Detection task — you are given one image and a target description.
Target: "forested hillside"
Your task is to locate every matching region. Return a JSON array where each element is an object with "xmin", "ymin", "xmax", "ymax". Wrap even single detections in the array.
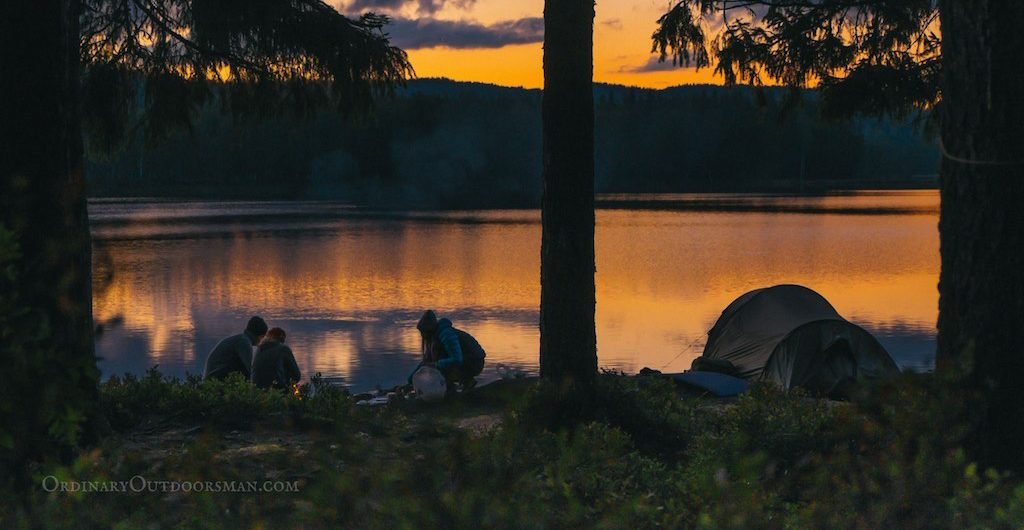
[{"xmin": 86, "ymin": 78, "xmax": 938, "ymax": 207}]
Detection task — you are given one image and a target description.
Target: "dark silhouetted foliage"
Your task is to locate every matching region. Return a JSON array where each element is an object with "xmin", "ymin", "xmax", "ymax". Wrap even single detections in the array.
[
  {"xmin": 8, "ymin": 370, "xmax": 1024, "ymax": 528},
  {"xmin": 653, "ymin": 0, "xmax": 940, "ymax": 120},
  {"xmin": 85, "ymin": 80, "xmax": 937, "ymax": 206},
  {"xmin": 79, "ymin": 0, "xmax": 414, "ymax": 150}
]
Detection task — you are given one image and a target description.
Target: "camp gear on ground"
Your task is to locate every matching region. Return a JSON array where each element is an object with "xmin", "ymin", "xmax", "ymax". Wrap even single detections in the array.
[
  {"xmin": 496, "ymin": 363, "xmax": 528, "ymax": 380},
  {"xmin": 356, "ymin": 395, "xmax": 394, "ymax": 406},
  {"xmin": 639, "ymin": 367, "xmax": 749, "ymax": 397},
  {"xmin": 412, "ymin": 365, "xmax": 448, "ymax": 402},
  {"xmin": 669, "ymin": 371, "xmax": 750, "ymax": 397},
  {"xmin": 695, "ymin": 284, "xmax": 900, "ymax": 394},
  {"xmin": 689, "ymin": 357, "xmax": 740, "ymax": 376}
]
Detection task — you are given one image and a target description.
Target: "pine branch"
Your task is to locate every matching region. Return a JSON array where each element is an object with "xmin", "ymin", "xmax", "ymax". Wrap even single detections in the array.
[{"xmin": 129, "ymin": 0, "xmax": 271, "ymax": 77}]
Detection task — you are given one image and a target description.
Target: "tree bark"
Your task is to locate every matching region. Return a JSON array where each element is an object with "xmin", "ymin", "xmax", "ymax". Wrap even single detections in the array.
[
  {"xmin": 540, "ymin": 0, "xmax": 598, "ymax": 386},
  {"xmin": 0, "ymin": 0, "xmax": 98, "ymax": 473},
  {"xmin": 938, "ymin": 0, "xmax": 1024, "ymax": 472}
]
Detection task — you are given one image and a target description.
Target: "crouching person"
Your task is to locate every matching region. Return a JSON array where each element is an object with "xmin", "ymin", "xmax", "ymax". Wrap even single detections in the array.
[
  {"xmin": 410, "ymin": 310, "xmax": 486, "ymax": 392},
  {"xmin": 251, "ymin": 327, "xmax": 301, "ymax": 391},
  {"xmin": 204, "ymin": 316, "xmax": 268, "ymax": 381}
]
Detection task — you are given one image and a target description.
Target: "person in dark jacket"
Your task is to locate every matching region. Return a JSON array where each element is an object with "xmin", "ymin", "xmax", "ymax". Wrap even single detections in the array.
[
  {"xmin": 251, "ymin": 327, "xmax": 302, "ymax": 390},
  {"xmin": 408, "ymin": 310, "xmax": 486, "ymax": 391},
  {"xmin": 203, "ymin": 316, "xmax": 268, "ymax": 380}
]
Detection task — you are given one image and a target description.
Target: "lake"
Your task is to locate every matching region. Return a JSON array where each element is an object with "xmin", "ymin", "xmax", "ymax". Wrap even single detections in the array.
[{"xmin": 91, "ymin": 191, "xmax": 938, "ymax": 391}]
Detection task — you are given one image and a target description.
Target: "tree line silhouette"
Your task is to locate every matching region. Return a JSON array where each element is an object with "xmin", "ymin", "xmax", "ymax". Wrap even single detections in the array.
[{"xmin": 87, "ymin": 79, "xmax": 938, "ymax": 207}]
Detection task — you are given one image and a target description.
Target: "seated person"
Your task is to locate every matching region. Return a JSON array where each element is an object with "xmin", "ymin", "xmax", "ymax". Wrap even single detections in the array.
[
  {"xmin": 408, "ymin": 310, "xmax": 486, "ymax": 391},
  {"xmin": 251, "ymin": 327, "xmax": 301, "ymax": 390},
  {"xmin": 203, "ymin": 316, "xmax": 267, "ymax": 381}
]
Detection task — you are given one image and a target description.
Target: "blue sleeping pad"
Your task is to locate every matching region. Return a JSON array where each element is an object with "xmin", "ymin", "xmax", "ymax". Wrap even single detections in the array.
[{"xmin": 667, "ymin": 371, "xmax": 750, "ymax": 397}]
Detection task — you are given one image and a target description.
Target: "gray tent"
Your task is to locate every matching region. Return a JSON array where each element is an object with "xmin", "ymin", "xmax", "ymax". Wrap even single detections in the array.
[{"xmin": 697, "ymin": 284, "xmax": 900, "ymax": 394}]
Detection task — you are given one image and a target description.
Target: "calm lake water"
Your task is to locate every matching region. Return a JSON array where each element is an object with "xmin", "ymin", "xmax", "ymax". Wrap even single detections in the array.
[{"xmin": 91, "ymin": 191, "xmax": 938, "ymax": 391}]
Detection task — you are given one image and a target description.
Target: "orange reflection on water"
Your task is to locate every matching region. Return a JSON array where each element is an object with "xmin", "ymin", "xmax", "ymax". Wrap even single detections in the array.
[{"xmin": 92, "ymin": 192, "xmax": 939, "ymax": 389}]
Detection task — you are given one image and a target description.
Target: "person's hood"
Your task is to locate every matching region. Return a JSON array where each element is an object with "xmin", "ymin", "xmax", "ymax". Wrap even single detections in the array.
[{"xmin": 436, "ymin": 318, "xmax": 454, "ymax": 332}]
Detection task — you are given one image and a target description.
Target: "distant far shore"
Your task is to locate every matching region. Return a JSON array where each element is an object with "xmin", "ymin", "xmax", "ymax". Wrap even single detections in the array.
[
  {"xmin": 85, "ymin": 78, "xmax": 939, "ymax": 210},
  {"xmin": 86, "ymin": 180, "xmax": 938, "ymax": 210}
]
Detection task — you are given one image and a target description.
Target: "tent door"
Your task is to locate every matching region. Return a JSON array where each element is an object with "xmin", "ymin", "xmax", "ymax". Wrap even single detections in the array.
[{"xmin": 803, "ymin": 338, "xmax": 858, "ymax": 397}]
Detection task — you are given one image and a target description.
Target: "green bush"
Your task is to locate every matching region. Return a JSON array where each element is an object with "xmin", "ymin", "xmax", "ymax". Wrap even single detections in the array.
[
  {"xmin": 100, "ymin": 368, "xmax": 354, "ymax": 431},
  {"xmin": 507, "ymin": 372, "xmax": 1024, "ymax": 529},
  {"xmin": 8, "ymin": 368, "xmax": 1024, "ymax": 529},
  {"xmin": 100, "ymin": 368, "xmax": 294, "ymax": 429}
]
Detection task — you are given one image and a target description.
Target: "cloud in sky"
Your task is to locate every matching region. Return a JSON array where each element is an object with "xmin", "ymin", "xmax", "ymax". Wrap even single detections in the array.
[
  {"xmin": 347, "ymin": 0, "xmax": 476, "ymax": 15},
  {"xmin": 386, "ymin": 17, "xmax": 544, "ymax": 50},
  {"xmin": 618, "ymin": 56, "xmax": 695, "ymax": 74},
  {"xmin": 602, "ymin": 18, "xmax": 623, "ymax": 31}
]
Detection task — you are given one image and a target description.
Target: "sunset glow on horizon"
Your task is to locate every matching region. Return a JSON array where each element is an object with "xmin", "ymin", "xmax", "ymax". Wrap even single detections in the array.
[{"xmin": 338, "ymin": 0, "xmax": 723, "ymax": 89}]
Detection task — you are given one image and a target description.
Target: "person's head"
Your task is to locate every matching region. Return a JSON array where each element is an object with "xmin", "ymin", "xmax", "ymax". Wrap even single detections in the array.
[
  {"xmin": 245, "ymin": 316, "xmax": 269, "ymax": 344},
  {"xmin": 417, "ymin": 310, "xmax": 438, "ymax": 337},
  {"xmin": 416, "ymin": 310, "xmax": 438, "ymax": 359},
  {"xmin": 417, "ymin": 308, "xmax": 438, "ymax": 335},
  {"xmin": 265, "ymin": 327, "xmax": 286, "ymax": 343}
]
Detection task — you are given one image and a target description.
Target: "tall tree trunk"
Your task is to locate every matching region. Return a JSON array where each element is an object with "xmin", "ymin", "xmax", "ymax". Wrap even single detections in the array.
[
  {"xmin": 938, "ymin": 0, "xmax": 1024, "ymax": 472},
  {"xmin": 540, "ymin": 0, "xmax": 597, "ymax": 386},
  {"xmin": 0, "ymin": 0, "xmax": 98, "ymax": 475}
]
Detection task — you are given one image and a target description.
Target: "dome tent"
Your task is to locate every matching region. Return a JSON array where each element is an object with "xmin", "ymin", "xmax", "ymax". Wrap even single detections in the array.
[{"xmin": 696, "ymin": 285, "xmax": 900, "ymax": 394}]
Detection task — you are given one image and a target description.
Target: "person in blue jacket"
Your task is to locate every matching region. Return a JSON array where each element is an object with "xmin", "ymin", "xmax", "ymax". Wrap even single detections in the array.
[{"xmin": 408, "ymin": 310, "xmax": 486, "ymax": 391}]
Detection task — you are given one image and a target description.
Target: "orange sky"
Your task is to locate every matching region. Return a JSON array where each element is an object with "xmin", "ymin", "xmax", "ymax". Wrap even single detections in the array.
[{"xmin": 338, "ymin": 0, "xmax": 722, "ymax": 89}]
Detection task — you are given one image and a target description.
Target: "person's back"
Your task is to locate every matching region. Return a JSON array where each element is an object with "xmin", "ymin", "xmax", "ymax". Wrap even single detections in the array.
[
  {"xmin": 432, "ymin": 319, "xmax": 485, "ymax": 361},
  {"xmin": 251, "ymin": 328, "xmax": 301, "ymax": 390},
  {"xmin": 203, "ymin": 316, "xmax": 268, "ymax": 381}
]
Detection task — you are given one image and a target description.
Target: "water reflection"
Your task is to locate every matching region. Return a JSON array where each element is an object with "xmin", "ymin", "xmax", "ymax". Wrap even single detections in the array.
[{"xmin": 92, "ymin": 191, "xmax": 938, "ymax": 390}]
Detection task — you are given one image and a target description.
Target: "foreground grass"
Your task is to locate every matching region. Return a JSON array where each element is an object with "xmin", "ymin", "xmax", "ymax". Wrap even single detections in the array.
[{"xmin": 5, "ymin": 369, "xmax": 1024, "ymax": 529}]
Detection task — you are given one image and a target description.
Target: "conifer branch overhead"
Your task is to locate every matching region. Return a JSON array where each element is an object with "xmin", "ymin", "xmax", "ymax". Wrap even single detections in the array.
[
  {"xmin": 653, "ymin": 0, "xmax": 940, "ymax": 118},
  {"xmin": 79, "ymin": 0, "xmax": 414, "ymax": 150}
]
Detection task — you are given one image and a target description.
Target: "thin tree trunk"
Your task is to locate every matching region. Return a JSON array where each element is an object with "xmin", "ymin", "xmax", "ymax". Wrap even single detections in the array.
[
  {"xmin": 938, "ymin": 0, "xmax": 1024, "ymax": 472},
  {"xmin": 0, "ymin": 0, "xmax": 98, "ymax": 474},
  {"xmin": 540, "ymin": 0, "xmax": 597, "ymax": 386}
]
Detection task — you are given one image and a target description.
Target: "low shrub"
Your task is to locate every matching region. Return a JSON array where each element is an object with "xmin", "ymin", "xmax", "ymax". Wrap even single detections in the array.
[
  {"xmin": 100, "ymin": 368, "xmax": 295, "ymax": 429},
  {"xmin": 7, "ymin": 368, "xmax": 1024, "ymax": 529},
  {"xmin": 100, "ymin": 368, "xmax": 353, "ymax": 431}
]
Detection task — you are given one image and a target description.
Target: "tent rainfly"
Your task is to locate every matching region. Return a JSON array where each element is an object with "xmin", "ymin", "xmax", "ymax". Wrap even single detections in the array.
[{"xmin": 694, "ymin": 284, "xmax": 900, "ymax": 395}]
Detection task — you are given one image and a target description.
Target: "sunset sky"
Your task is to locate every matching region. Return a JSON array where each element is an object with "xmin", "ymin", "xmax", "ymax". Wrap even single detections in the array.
[{"xmin": 337, "ymin": 0, "xmax": 721, "ymax": 89}]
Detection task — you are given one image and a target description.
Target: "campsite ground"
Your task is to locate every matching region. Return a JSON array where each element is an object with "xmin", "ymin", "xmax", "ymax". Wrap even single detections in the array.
[{"xmin": 7, "ymin": 371, "xmax": 1024, "ymax": 528}]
